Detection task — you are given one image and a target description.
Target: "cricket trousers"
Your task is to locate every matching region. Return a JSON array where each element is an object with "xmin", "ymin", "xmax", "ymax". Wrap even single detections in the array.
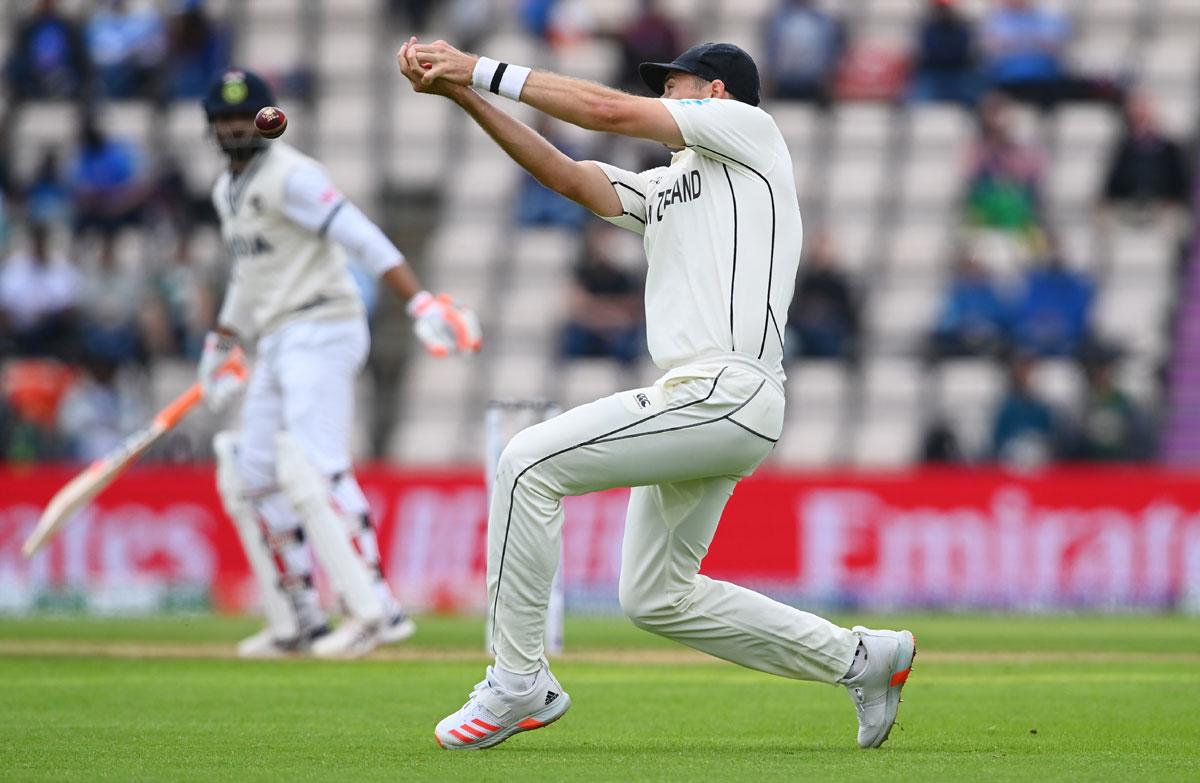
[
  {"xmin": 237, "ymin": 317, "xmax": 367, "ymax": 486},
  {"xmin": 488, "ymin": 356, "xmax": 858, "ymax": 684}
]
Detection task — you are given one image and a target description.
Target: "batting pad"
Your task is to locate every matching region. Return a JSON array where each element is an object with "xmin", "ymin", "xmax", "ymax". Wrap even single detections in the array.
[
  {"xmin": 275, "ymin": 432, "xmax": 385, "ymax": 624},
  {"xmin": 215, "ymin": 431, "xmax": 300, "ymax": 640}
]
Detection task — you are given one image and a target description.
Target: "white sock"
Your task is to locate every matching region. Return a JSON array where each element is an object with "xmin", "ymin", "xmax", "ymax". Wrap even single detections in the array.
[{"xmin": 493, "ymin": 666, "xmax": 538, "ymax": 693}]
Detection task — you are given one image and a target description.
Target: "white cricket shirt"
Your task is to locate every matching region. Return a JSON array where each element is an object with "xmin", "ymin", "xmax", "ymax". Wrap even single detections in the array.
[
  {"xmin": 592, "ymin": 98, "xmax": 803, "ymax": 385},
  {"xmin": 213, "ymin": 142, "xmax": 396, "ymax": 339}
]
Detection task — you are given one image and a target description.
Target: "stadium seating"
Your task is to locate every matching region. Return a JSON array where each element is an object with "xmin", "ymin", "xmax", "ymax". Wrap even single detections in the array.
[{"xmin": 6, "ymin": 0, "xmax": 1194, "ymax": 470}]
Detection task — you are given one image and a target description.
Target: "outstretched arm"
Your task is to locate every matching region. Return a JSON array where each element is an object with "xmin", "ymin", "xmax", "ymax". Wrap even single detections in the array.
[
  {"xmin": 406, "ymin": 39, "xmax": 684, "ymax": 148},
  {"xmin": 398, "ymin": 40, "xmax": 622, "ymax": 217}
]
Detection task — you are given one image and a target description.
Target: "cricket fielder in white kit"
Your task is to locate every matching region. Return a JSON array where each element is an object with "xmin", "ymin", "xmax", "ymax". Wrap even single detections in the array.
[
  {"xmin": 199, "ymin": 69, "xmax": 482, "ymax": 658},
  {"xmin": 399, "ymin": 40, "xmax": 915, "ymax": 748}
]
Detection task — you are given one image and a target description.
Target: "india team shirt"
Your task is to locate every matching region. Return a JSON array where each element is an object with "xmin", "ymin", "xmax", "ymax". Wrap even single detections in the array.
[
  {"xmin": 591, "ymin": 97, "xmax": 803, "ymax": 384},
  {"xmin": 213, "ymin": 142, "xmax": 364, "ymax": 339}
]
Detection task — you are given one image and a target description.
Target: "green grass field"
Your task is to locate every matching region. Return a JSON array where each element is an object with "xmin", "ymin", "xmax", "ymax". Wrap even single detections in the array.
[{"xmin": 1, "ymin": 613, "xmax": 1198, "ymax": 782}]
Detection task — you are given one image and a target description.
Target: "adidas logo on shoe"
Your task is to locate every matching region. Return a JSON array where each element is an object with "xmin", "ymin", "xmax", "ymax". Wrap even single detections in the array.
[{"xmin": 545, "ymin": 690, "xmax": 559, "ymax": 705}]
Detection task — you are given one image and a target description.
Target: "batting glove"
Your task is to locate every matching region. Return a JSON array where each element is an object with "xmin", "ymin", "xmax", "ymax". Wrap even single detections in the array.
[
  {"xmin": 199, "ymin": 332, "xmax": 248, "ymax": 412},
  {"xmin": 407, "ymin": 291, "xmax": 482, "ymax": 357}
]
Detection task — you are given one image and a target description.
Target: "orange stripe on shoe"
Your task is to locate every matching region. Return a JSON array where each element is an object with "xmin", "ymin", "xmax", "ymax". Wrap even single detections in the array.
[
  {"xmin": 472, "ymin": 718, "xmax": 501, "ymax": 731},
  {"xmin": 460, "ymin": 723, "xmax": 486, "ymax": 738},
  {"xmin": 448, "ymin": 729, "xmax": 474, "ymax": 743},
  {"xmin": 516, "ymin": 718, "xmax": 544, "ymax": 730},
  {"xmin": 890, "ymin": 668, "xmax": 911, "ymax": 687}
]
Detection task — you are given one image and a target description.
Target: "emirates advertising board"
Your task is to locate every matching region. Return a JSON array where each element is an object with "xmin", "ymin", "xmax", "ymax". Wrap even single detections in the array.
[{"xmin": 2, "ymin": 466, "xmax": 1199, "ymax": 614}]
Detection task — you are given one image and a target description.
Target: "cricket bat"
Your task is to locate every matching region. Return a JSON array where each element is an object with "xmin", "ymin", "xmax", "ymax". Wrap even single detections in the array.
[{"xmin": 21, "ymin": 350, "xmax": 247, "ymax": 558}]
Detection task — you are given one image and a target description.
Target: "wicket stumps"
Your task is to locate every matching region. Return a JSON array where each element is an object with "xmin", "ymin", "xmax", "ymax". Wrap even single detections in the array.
[{"xmin": 484, "ymin": 399, "xmax": 565, "ymax": 654}]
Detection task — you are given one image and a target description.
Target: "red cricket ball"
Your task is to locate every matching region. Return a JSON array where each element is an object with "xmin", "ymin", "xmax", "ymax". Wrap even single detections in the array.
[{"xmin": 255, "ymin": 106, "xmax": 287, "ymax": 139}]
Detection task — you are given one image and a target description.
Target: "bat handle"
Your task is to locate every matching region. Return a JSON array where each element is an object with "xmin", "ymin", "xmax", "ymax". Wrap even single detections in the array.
[{"xmin": 152, "ymin": 348, "xmax": 248, "ymax": 429}]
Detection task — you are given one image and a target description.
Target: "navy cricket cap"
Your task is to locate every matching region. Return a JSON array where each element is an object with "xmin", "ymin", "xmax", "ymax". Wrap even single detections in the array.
[
  {"xmin": 203, "ymin": 68, "xmax": 276, "ymax": 119},
  {"xmin": 639, "ymin": 42, "xmax": 761, "ymax": 106}
]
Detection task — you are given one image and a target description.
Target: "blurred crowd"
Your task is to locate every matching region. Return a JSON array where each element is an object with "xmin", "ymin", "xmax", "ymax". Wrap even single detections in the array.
[
  {"xmin": 0, "ymin": 0, "xmax": 1196, "ymax": 469},
  {"xmin": 517, "ymin": 0, "xmax": 1194, "ymax": 468},
  {"xmin": 0, "ymin": 0, "xmax": 233, "ymax": 462}
]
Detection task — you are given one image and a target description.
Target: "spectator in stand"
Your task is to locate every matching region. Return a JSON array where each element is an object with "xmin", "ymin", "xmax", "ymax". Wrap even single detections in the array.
[
  {"xmin": 560, "ymin": 224, "xmax": 644, "ymax": 367},
  {"xmin": 1065, "ymin": 350, "xmax": 1153, "ymax": 462},
  {"xmin": 921, "ymin": 419, "xmax": 965, "ymax": 463},
  {"xmin": 516, "ymin": 117, "xmax": 587, "ymax": 230},
  {"xmin": 980, "ymin": 0, "xmax": 1122, "ymax": 109},
  {"xmin": 0, "ymin": 141, "xmax": 10, "ymax": 248},
  {"xmin": 931, "ymin": 251, "xmax": 1010, "ymax": 358},
  {"xmin": 145, "ymin": 236, "xmax": 218, "ymax": 359},
  {"xmin": 85, "ymin": 0, "xmax": 166, "ymax": 99},
  {"xmin": 0, "ymin": 223, "xmax": 81, "ymax": 358},
  {"xmin": 786, "ymin": 233, "xmax": 859, "ymax": 360},
  {"xmin": 909, "ymin": 0, "xmax": 978, "ymax": 107},
  {"xmin": 56, "ymin": 352, "xmax": 143, "ymax": 462},
  {"xmin": 0, "ymin": 191, "xmax": 8, "ymax": 251},
  {"xmin": 70, "ymin": 115, "xmax": 149, "ymax": 242},
  {"xmin": 613, "ymin": 0, "xmax": 684, "ymax": 95},
  {"xmin": 0, "ymin": 131, "xmax": 14, "ymax": 201},
  {"xmin": 762, "ymin": 0, "xmax": 845, "ymax": 105},
  {"xmin": 25, "ymin": 149, "xmax": 72, "ymax": 227},
  {"xmin": 990, "ymin": 352, "xmax": 1060, "ymax": 466},
  {"xmin": 388, "ymin": 0, "xmax": 436, "ymax": 31},
  {"xmin": 1010, "ymin": 249, "xmax": 1094, "ymax": 357},
  {"xmin": 0, "ymin": 359, "xmax": 74, "ymax": 462},
  {"xmin": 161, "ymin": 0, "xmax": 230, "ymax": 100},
  {"xmin": 145, "ymin": 155, "xmax": 213, "ymax": 243},
  {"xmin": 4, "ymin": 0, "xmax": 90, "ymax": 100},
  {"xmin": 1102, "ymin": 92, "xmax": 1191, "ymax": 215},
  {"xmin": 520, "ymin": 0, "xmax": 556, "ymax": 41},
  {"xmin": 965, "ymin": 92, "xmax": 1045, "ymax": 235},
  {"xmin": 78, "ymin": 237, "xmax": 147, "ymax": 366}
]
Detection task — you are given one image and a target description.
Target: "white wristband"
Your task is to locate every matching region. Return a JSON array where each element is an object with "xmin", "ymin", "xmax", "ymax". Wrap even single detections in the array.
[
  {"xmin": 471, "ymin": 56, "xmax": 500, "ymax": 91},
  {"xmin": 471, "ymin": 55, "xmax": 531, "ymax": 101}
]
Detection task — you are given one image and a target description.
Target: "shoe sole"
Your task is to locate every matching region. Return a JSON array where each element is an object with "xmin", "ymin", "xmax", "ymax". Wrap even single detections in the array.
[
  {"xmin": 868, "ymin": 629, "xmax": 916, "ymax": 749},
  {"xmin": 435, "ymin": 692, "xmax": 572, "ymax": 751}
]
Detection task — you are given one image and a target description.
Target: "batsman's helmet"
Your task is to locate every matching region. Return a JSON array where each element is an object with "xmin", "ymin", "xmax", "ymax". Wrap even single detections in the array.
[{"xmin": 203, "ymin": 69, "xmax": 275, "ymax": 120}]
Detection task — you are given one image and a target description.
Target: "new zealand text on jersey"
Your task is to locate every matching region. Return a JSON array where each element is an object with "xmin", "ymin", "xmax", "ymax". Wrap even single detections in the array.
[
  {"xmin": 228, "ymin": 233, "xmax": 275, "ymax": 258},
  {"xmin": 650, "ymin": 170, "xmax": 702, "ymax": 224}
]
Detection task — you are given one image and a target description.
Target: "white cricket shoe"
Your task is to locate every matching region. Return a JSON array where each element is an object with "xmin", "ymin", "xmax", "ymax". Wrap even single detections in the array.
[
  {"xmin": 237, "ymin": 624, "xmax": 330, "ymax": 659},
  {"xmin": 435, "ymin": 663, "xmax": 571, "ymax": 750},
  {"xmin": 311, "ymin": 618, "xmax": 380, "ymax": 659},
  {"xmin": 378, "ymin": 611, "xmax": 417, "ymax": 645},
  {"xmin": 842, "ymin": 626, "xmax": 917, "ymax": 749},
  {"xmin": 311, "ymin": 613, "xmax": 416, "ymax": 659}
]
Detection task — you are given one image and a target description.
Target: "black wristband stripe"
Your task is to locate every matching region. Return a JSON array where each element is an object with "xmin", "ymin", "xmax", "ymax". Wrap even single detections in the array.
[{"xmin": 490, "ymin": 62, "xmax": 508, "ymax": 94}]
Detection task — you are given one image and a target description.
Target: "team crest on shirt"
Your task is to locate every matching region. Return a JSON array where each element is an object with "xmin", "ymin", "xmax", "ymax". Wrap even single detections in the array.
[{"xmin": 228, "ymin": 233, "xmax": 274, "ymax": 258}]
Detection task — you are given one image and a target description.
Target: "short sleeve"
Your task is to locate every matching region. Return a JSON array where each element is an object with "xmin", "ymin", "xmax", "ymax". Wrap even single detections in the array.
[
  {"xmin": 659, "ymin": 98, "xmax": 778, "ymax": 173},
  {"xmin": 281, "ymin": 162, "xmax": 346, "ymax": 234},
  {"xmin": 587, "ymin": 161, "xmax": 654, "ymax": 236}
]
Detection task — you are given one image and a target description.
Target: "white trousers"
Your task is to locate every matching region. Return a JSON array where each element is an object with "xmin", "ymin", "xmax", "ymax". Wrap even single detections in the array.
[
  {"xmin": 236, "ymin": 317, "xmax": 368, "ymax": 490},
  {"xmin": 489, "ymin": 361, "xmax": 858, "ymax": 684}
]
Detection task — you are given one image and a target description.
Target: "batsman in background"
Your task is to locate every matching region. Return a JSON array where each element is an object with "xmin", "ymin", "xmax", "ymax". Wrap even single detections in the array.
[
  {"xmin": 398, "ymin": 40, "xmax": 914, "ymax": 749},
  {"xmin": 200, "ymin": 69, "xmax": 481, "ymax": 658}
]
